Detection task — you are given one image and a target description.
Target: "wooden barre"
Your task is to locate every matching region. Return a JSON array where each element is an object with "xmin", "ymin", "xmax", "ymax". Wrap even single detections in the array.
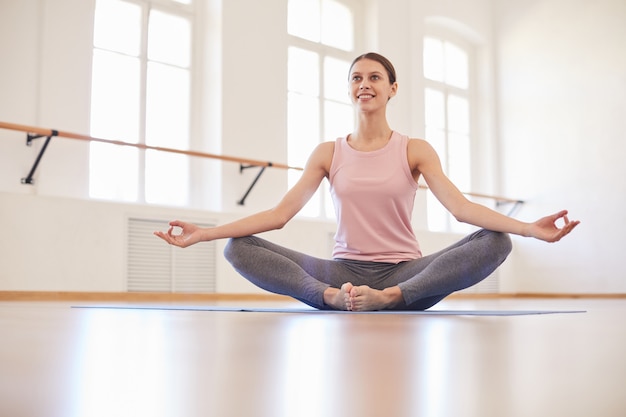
[
  {"xmin": 417, "ymin": 184, "xmax": 522, "ymax": 205},
  {"xmin": 0, "ymin": 120, "xmax": 523, "ymax": 206},
  {"xmin": 0, "ymin": 121, "xmax": 302, "ymax": 171}
]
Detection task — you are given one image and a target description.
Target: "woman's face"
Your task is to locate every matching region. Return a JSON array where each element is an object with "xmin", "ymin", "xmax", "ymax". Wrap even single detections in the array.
[{"xmin": 348, "ymin": 58, "xmax": 398, "ymax": 111}]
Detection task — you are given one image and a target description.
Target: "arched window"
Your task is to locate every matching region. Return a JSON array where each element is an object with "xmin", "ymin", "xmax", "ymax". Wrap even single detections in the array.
[
  {"xmin": 423, "ymin": 30, "xmax": 475, "ymax": 233},
  {"xmin": 287, "ymin": 0, "xmax": 362, "ymax": 218}
]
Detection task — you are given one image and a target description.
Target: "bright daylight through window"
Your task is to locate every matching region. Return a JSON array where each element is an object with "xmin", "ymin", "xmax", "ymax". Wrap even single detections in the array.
[
  {"xmin": 90, "ymin": 0, "xmax": 193, "ymax": 206},
  {"xmin": 287, "ymin": 0, "xmax": 358, "ymax": 218},
  {"xmin": 423, "ymin": 35, "xmax": 472, "ymax": 233}
]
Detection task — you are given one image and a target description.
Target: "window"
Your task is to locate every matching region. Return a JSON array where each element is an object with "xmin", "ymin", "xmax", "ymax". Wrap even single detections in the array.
[
  {"xmin": 423, "ymin": 35, "xmax": 473, "ymax": 233},
  {"xmin": 90, "ymin": 0, "xmax": 194, "ymax": 206},
  {"xmin": 287, "ymin": 0, "xmax": 360, "ymax": 218}
]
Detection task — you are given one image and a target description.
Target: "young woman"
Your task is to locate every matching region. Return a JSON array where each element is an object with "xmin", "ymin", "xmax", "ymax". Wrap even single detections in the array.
[{"xmin": 155, "ymin": 52, "xmax": 579, "ymax": 311}]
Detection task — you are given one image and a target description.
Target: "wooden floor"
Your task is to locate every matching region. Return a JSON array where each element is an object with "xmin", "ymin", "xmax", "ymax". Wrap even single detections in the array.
[{"xmin": 1, "ymin": 296, "xmax": 625, "ymax": 417}]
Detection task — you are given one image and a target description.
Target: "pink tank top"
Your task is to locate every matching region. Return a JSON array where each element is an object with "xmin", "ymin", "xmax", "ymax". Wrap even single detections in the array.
[{"xmin": 329, "ymin": 131, "xmax": 422, "ymax": 263}]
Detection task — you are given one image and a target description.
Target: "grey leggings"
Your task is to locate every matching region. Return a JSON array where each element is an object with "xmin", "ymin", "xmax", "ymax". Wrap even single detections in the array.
[{"xmin": 223, "ymin": 229, "xmax": 512, "ymax": 310}]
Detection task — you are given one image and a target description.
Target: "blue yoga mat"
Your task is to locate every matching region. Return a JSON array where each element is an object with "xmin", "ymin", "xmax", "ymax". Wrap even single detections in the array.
[{"xmin": 72, "ymin": 305, "xmax": 586, "ymax": 316}]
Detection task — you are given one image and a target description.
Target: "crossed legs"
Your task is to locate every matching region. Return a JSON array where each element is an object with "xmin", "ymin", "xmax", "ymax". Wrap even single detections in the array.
[{"xmin": 223, "ymin": 229, "xmax": 512, "ymax": 311}]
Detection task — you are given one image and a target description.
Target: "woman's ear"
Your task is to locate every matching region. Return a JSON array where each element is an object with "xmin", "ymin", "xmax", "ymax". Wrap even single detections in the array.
[{"xmin": 388, "ymin": 82, "xmax": 398, "ymax": 100}]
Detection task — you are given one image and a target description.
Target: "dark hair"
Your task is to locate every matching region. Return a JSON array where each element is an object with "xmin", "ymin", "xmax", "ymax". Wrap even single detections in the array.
[{"xmin": 349, "ymin": 52, "xmax": 397, "ymax": 84}]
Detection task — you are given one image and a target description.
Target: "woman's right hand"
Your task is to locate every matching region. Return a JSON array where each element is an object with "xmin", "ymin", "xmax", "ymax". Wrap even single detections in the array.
[{"xmin": 154, "ymin": 220, "xmax": 203, "ymax": 248}]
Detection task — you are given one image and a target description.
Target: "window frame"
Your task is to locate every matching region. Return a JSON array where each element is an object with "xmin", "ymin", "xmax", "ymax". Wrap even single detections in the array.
[
  {"xmin": 422, "ymin": 28, "xmax": 477, "ymax": 233},
  {"xmin": 286, "ymin": 0, "xmax": 363, "ymax": 219},
  {"xmin": 89, "ymin": 0, "xmax": 198, "ymax": 206}
]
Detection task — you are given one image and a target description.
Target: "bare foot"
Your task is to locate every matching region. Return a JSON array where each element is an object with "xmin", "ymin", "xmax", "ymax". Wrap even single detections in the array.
[
  {"xmin": 348, "ymin": 285, "xmax": 403, "ymax": 311},
  {"xmin": 323, "ymin": 283, "xmax": 354, "ymax": 310}
]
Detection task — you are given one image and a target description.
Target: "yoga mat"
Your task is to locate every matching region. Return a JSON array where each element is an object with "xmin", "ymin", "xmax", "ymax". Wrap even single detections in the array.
[{"xmin": 72, "ymin": 305, "xmax": 586, "ymax": 316}]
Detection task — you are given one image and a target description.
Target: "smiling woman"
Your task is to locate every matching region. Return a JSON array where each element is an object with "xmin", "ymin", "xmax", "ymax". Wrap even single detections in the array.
[
  {"xmin": 348, "ymin": 52, "xmax": 398, "ymax": 118},
  {"xmin": 155, "ymin": 52, "xmax": 579, "ymax": 312}
]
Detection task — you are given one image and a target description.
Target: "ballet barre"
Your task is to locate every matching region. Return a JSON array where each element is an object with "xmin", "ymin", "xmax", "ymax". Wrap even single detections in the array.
[
  {"xmin": 417, "ymin": 184, "xmax": 524, "ymax": 216},
  {"xmin": 0, "ymin": 121, "xmax": 301, "ymax": 205},
  {"xmin": 0, "ymin": 121, "xmax": 523, "ymax": 212}
]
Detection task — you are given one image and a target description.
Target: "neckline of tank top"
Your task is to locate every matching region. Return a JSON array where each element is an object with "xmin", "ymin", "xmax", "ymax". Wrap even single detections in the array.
[{"xmin": 343, "ymin": 131, "xmax": 399, "ymax": 155}]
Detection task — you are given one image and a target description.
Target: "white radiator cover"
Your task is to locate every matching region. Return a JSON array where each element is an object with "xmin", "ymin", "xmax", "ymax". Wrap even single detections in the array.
[{"xmin": 127, "ymin": 218, "xmax": 217, "ymax": 293}]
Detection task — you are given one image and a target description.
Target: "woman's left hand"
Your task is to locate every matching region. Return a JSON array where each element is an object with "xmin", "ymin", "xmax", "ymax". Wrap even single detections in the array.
[{"xmin": 527, "ymin": 210, "xmax": 580, "ymax": 243}]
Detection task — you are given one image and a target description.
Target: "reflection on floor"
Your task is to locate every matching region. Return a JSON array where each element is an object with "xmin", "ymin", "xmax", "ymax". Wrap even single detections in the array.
[{"xmin": 0, "ymin": 296, "xmax": 624, "ymax": 417}]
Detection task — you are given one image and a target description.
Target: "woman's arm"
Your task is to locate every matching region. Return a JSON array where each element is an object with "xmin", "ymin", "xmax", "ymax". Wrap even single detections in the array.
[
  {"xmin": 154, "ymin": 142, "xmax": 334, "ymax": 247},
  {"xmin": 409, "ymin": 139, "xmax": 579, "ymax": 242}
]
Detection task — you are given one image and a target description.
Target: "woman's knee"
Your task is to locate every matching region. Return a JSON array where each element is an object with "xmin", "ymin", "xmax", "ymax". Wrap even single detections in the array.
[
  {"xmin": 474, "ymin": 229, "xmax": 512, "ymax": 259},
  {"xmin": 223, "ymin": 236, "xmax": 256, "ymax": 263},
  {"xmin": 223, "ymin": 238, "xmax": 236, "ymax": 262},
  {"xmin": 490, "ymin": 231, "xmax": 513, "ymax": 258}
]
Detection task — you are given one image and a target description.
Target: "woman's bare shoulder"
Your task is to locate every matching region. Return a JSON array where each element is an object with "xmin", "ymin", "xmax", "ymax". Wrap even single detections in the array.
[
  {"xmin": 318, "ymin": 140, "xmax": 336, "ymax": 151},
  {"xmin": 407, "ymin": 138, "xmax": 438, "ymax": 162},
  {"xmin": 407, "ymin": 137, "xmax": 432, "ymax": 149},
  {"xmin": 314, "ymin": 140, "xmax": 335, "ymax": 160},
  {"xmin": 304, "ymin": 140, "xmax": 336, "ymax": 174}
]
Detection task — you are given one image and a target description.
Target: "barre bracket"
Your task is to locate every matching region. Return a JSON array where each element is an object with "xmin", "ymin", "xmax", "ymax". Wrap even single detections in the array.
[
  {"xmin": 21, "ymin": 130, "xmax": 58, "ymax": 185},
  {"xmin": 237, "ymin": 162, "xmax": 273, "ymax": 205},
  {"xmin": 496, "ymin": 199, "xmax": 525, "ymax": 216}
]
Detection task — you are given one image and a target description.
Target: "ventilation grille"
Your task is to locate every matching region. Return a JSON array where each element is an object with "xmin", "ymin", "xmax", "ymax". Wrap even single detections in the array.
[
  {"xmin": 127, "ymin": 218, "xmax": 217, "ymax": 293},
  {"xmin": 459, "ymin": 273, "xmax": 500, "ymax": 294}
]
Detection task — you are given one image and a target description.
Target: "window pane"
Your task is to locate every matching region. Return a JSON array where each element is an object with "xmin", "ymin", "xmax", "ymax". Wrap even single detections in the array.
[
  {"xmin": 148, "ymin": 10, "xmax": 191, "ymax": 67},
  {"xmin": 145, "ymin": 150, "xmax": 189, "ymax": 206},
  {"xmin": 288, "ymin": 0, "xmax": 320, "ymax": 42},
  {"xmin": 321, "ymin": 0, "xmax": 353, "ymax": 51},
  {"xmin": 427, "ymin": 193, "xmax": 447, "ymax": 232},
  {"xmin": 448, "ymin": 132, "xmax": 470, "ymax": 191},
  {"xmin": 423, "ymin": 35, "xmax": 472, "ymax": 232},
  {"xmin": 426, "ymin": 127, "xmax": 447, "ymax": 172},
  {"xmin": 145, "ymin": 62, "xmax": 190, "ymax": 148},
  {"xmin": 288, "ymin": 91, "xmax": 320, "ymax": 218},
  {"xmin": 424, "ymin": 88, "xmax": 445, "ymax": 129},
  {"xmin": 423, "ymin": 37, "xmax": 444, "ymax": 82},
  {"xmin": 288, "ymin": 92, "xmax": 319, "ymax": 167},
  {"xmin": 324, "ymin": 56, "xmax": 351, "ymax": 102},
  {"xmin": 288, "ymin": 0, "xmax": 358, "ymax": 219},
  {"xmin": 323, "ymin": 180, "xmax": 335, "ymax": 219},
  {"xmin": 289, "ymin": 170, "xmax": 320, "ymax": 217},
  {"xmin": 93, "ymin": 0, "xmax": 141, "ymax": 56},
  {"xmin": 90, "ymin": 49, "xmax": 140, "ymax": 142},
  {"xmin": 324, "ymin": 101, "xmax": 353, "ymax": 139},
  {"xmin": 89, "ymin": 143, "xmax": 139, "ymax": 201},
  {"xmin": 447, "ymin": 94, "xmax": 469, "ymax": 134},
  {"xmin": 288, "ymin": 47, "xmax": 320, "ymax": 96},
  {"xmin": 145, "ymin": 61, "xmax": 190, "ymax": 206},
  {"xmin": 89, "ymin": 49, "xmax": 140, "ymax": 202},
  {"xmin": 444, "ymin": 41, "xmax": 468, "ymax": 89},
  {"xmin": 91, "ymin": 0, "xmax": 194, "ymax": 206}
]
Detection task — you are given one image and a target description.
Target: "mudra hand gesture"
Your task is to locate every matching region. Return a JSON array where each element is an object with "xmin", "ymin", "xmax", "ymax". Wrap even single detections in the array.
[
  {"xmin": 154, "ymin": 220, "xmax": 202, "ymax": 248},
  {"xmin": 527, "ymin": 210, "xmax": 580, "ymax": 243}
]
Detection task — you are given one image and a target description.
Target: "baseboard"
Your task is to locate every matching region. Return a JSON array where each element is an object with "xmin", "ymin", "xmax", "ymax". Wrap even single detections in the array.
[
  {"xmin": 0, "ymin": 291, "xmax": 624, "ymax": 302},
  {"xmin": 0, "ymin": 291, "xmax": 293, "ymax": 302}
]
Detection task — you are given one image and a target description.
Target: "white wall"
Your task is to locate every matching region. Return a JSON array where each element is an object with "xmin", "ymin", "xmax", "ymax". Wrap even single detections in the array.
[
  {"xmin": 495, "ymin": 0, "xmax": 626, "ymax": 293},
  {"xmin": 0, "ymin": 0, "xmax": 94, "ymax": 197},
  {"xmin": 0, "ymin": 191, "xmax": 339, "ymax": 293},
  {"xmin": 1, "ymin": 0, "xmax": 621, "ymax": 294}
]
